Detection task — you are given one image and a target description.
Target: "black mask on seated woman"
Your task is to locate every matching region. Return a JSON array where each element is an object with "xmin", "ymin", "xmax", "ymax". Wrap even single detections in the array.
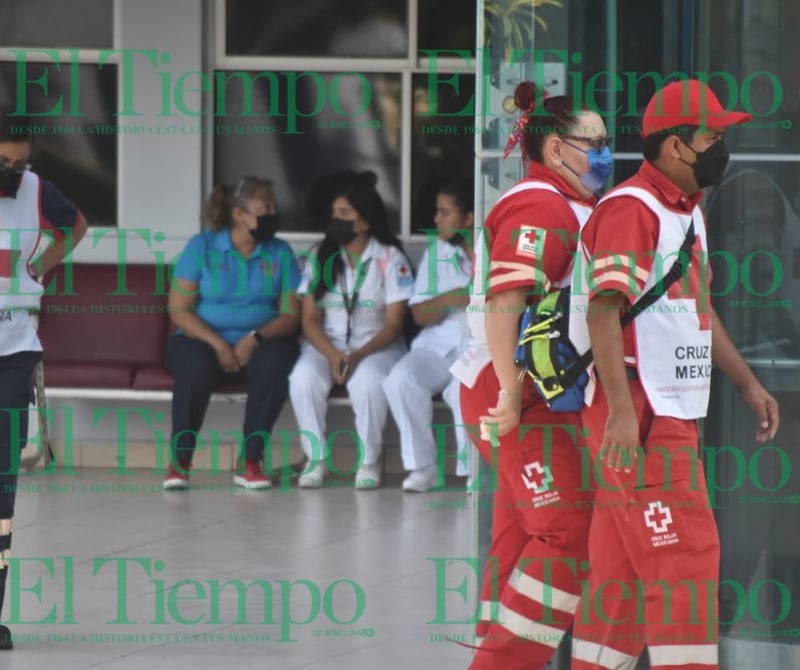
[
  {"xmin": 443, "ymin": 230, "xmax": 470, "ymax": 247},
  {"xmin": 249, "ymin": 213, "xmax": 280, "ymax": 243},
  {"xmin": 327, "ymin": 218, "xmax": 359, "ymax": 246}
]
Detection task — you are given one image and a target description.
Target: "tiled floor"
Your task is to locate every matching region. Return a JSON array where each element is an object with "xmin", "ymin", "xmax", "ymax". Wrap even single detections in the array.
[{"xmin": 7, "ymin": 470, "xmax": 478, "ymax": 669}]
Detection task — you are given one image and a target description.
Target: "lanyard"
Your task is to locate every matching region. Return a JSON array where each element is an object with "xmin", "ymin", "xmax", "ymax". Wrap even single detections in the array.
[{"xmin": 341, "ymin": 258, "xmax": 371, "ymax": 346}]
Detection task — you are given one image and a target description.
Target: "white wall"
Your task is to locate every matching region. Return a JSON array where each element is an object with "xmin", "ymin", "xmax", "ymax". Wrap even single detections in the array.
[{"xmin": 72, "ymin": 0, "xmax": 205, "ymax": 265}]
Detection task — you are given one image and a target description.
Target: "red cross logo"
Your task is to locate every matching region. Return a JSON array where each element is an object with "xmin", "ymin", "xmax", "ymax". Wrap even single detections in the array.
[
  {"xmin": 643, "ymin": 501, "xmax": 673, "ymax": 534},
  {"xmin": 516, "ymin": 227, "xmax": 545, "ymax": 259},
  {"xmin": 522, "ymin": 229, "xmax": 540, "ymax": 244},
  {"xmin": 521, "ymin": 461, "xmax": 553, "ymax": 494},
  {"xmin": 398, "ymin": 264, "xmax": 409, "ymax": 277}
]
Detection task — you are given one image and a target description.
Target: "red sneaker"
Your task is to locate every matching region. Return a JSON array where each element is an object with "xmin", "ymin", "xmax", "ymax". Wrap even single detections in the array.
[
  {"xmin": 163, "ymin": 463, "xmax": 190, "ymax": 490},
  {"xmin": 233, "ymin": 460, "xmax": 272, "ymax": 490}
]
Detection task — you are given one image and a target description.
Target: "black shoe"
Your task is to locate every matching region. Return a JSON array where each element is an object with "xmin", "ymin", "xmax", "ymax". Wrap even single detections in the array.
[{"xmin": 0, "ymin": 624, "xmax": 12, "ymax": 650}]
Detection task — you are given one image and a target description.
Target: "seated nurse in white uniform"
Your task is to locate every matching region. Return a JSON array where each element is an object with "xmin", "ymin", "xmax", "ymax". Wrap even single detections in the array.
[
  {"xmin": 289, "ymin": 171, "xmax": 414, "ymax": 489},
  {"xmin": 383, "ymin": 180, "xmax": 475, "ymax": 492}
]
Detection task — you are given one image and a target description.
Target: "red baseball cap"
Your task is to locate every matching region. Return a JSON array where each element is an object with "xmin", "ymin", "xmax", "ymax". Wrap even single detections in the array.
[{"xmin": 641, "ymin": 79, "xmax": 752, "ymax": 137}]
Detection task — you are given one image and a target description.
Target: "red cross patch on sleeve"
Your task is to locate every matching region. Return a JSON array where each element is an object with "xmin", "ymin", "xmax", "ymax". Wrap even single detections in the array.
[
  {"xmin": 515, "ymin": 227, "xmax": 546, "ymax": 259},
  {"xmin": 396, "ymin": 263, "xmax": 414, "ymax": 287}
]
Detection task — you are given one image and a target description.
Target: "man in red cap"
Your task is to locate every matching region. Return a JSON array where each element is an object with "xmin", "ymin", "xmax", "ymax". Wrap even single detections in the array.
[{"xmin": 569, "ymin": 80, "xmax": 780, "ymax": 669}]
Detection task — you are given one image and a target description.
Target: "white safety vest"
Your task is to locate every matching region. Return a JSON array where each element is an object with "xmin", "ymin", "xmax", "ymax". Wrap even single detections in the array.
[
  {"xmin": 0, "ymin": 171, "xmax": 44, "ymax": 355},
  {"xmin": 572, "ymin": 186, "xmax": 712, "ymax": 419},
  {"xmin": 451, "ymin": 180, "xmax": 592, "ymax": 387}
]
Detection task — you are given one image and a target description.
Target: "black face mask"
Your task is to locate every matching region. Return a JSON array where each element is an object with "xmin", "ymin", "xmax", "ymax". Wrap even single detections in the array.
[
  {"xmin": 249, "ymin": 213, "xmax": 279, "ymax": 243},
  {"xmin": 682, "ymin": 139, "xmax": 730, "ymax": 188},
  {"xmin": 327, "ymin": 218, "xmax": 358, "ymax": 246},
  {"xmin": 443, "ymin": 229, "xmax": 469, "ymax": 247},
  {"xmin": 0, "ymin": 167, "xmax": 23, "ymax": 198}
]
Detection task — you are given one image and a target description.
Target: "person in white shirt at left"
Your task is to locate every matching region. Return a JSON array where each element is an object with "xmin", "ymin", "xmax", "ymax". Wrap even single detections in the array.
[
  {"xmin": 289, "ymin": 171, "xmax": 414, "ymax": 490},
  {"xmin": 0, "ymin": 107, "xmax": 88, "ymax": 649},
  {"xmin": 384, "ymin": 180, "xmax": 475, "ymax": 492}
]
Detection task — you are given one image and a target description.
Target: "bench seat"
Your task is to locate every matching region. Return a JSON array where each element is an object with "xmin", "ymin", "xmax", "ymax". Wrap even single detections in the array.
[{"xmin": 38, "ymin": 263, "xmax": 445, "ymax": 407}]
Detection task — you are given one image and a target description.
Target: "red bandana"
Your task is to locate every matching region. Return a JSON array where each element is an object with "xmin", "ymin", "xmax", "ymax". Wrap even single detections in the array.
[{"xmin": 503, "ymin": 90, "xmax": 551, "ymax": 166}]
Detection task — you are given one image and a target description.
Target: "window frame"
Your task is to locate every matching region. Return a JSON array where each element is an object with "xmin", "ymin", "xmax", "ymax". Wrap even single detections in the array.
[
  {"xmin": 0, "ymin": 0, "xmax": 122, "ymax": 232},
  {"xmin": 212, "ymin": 0, "xmax": 477, "ymax": 243}
]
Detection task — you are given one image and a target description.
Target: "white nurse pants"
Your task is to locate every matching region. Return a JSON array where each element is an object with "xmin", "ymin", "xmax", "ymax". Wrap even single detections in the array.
[
  {"xmin": 382, "ymin": 348, "xmax": 473, "ymax": 476},
  {"xmin": 289, "ymin": 340, "xmax": 405, "ymax": 467}
]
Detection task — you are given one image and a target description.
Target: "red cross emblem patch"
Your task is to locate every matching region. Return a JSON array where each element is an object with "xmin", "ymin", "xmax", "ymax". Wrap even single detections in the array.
[
  {"xmin": 516, "ymin": 227, "xmax": 546, "ymax": 259},
  {"xmin": 396, "ymin": 263, "xmax": 414, "ymax": 286},
  {"xmin": 644, "ymin": 501, "xmax": 673, "ymax": 534}
]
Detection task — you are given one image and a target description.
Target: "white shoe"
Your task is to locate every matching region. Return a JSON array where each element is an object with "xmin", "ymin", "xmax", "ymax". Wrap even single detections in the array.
[
  {"xmin": 355, "ymin": 463, "xmax": 381, "ymax": 490},
  {"xmin": 402, "ymin": 465, "xmax": 437, "ymax": 492},
  {"xmin": 298, "ymin": 460, "xmax": 327, "ymax": 489}
]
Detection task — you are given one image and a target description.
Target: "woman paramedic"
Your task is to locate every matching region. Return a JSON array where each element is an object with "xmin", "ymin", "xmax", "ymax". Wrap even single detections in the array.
[
  {"xmin": 454, "ymin": 82, "xmax": 612, "ymax": 669},
  {"xmin": 383, "ymin": 180, "xmax": 475, "ymax": 492},
  {"xmin": 289, "ymin": 171, "xmax": 414, "ymax": 490}
]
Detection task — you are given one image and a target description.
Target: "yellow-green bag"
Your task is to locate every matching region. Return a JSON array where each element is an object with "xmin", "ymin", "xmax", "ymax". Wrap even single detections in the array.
[
  {"xmin": 514, "ymin": 289, "xmax": 589, "ymax": 412},
  {"xmin": 515, "ymin": 219, "xmax": 697, "ymax": 411}
]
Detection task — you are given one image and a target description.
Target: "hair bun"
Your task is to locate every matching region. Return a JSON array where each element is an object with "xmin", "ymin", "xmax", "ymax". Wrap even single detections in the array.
[
  {"xmin": 513, "ymin": 81, "xmax": 540, "ymax": 112},
  {"xmin": 358, "ymin": 170, "xmax": 379, "ymax": 188}
]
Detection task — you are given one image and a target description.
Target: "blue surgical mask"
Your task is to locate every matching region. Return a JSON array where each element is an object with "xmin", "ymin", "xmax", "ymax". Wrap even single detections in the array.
[
  {"xmin": 563, "ymin": 143, "xmax": 613, "ymax": 194},
  {"xmin": 582, "ymin": 146, "xmax": 613, "ymax": 192}
]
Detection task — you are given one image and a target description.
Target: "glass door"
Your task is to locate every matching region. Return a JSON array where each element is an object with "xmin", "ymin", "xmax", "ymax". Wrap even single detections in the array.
[
  {"xmin": 472, "ymin": 2, "xmax": 711, "ymax": 668},
  {"xmin": 696, "ymin": 1, "xmax": 800, "ymax": 668}
]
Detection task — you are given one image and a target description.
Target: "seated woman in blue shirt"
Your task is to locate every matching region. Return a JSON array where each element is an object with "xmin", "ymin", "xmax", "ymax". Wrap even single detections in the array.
[{"xmin": 164, "ymin": 177, "xmax": 301, "ymax": 491}]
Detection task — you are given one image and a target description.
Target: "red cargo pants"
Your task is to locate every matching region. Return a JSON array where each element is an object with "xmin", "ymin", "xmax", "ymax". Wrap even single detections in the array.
[
  {"xmin": 460, "ymin": 365, "xmax": 594, "ymax": 670},
  {"xmin": 571, "ymin": 379, "xmax": 720, "ymax": 670}
]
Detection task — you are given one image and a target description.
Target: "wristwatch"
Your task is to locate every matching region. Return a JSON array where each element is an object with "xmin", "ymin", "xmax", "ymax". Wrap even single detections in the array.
[{"xmin": 251, "ymin": 329, "xmax": 264, "ymax": 345}]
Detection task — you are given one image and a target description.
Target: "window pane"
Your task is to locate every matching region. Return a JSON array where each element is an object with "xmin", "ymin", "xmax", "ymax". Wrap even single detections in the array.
[
  {"xmin": 226, "ymin": 0, "xmax": 408, "ymax": 58},
  {"xmin": 214, "ymin": 71, "xmax": 402, "ymax": 233},
  {"xmin": 703, "ymin": 1, "xmax": 799, "ymax": 153},
  {"xmin": 702, "ymin": 161, "xmax": 800, "ymax": 643},
  {"xmin": 480, "ymin": 0, "xmax": 607, "ymax": 153},
  {"xmin": 614, "ymin": 0, "xmax": 677, "ymax": 153},
  {"xmin": 418, "ymin": 0, "xmax": 476, "ymax": 53},
  {"xmin": 609, "ymin": 159, "xmax": 641, "ymax": 187},
  {"xmin": 0, "ymin": 62, "xmax": 118, "ymax": 227},
  {"xmin": 411, "ymin": 73, "xmax": 475, "ymax": 234},
  {"xmin": 0, "ymin": 0, "xmax": 113, "ymax": 49}
]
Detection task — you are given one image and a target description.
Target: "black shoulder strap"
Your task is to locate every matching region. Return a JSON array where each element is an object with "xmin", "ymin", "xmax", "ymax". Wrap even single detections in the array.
[
  {"xmin": 620, "ymin": 219, "xmax": 696, "ymax": 327},
  {"xmin": 562, "ymin": 219, "xmax": 696, "ymax": 382}
]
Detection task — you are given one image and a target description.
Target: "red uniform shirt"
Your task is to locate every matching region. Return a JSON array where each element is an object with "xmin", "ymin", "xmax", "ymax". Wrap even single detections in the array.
[
  {"xmin": 486, "ymin": 162, "xmax": 595, "ymax": 297},
  {"xmin": 582, "ymin": 160, "xmax": 709, "ymax": 359}
]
